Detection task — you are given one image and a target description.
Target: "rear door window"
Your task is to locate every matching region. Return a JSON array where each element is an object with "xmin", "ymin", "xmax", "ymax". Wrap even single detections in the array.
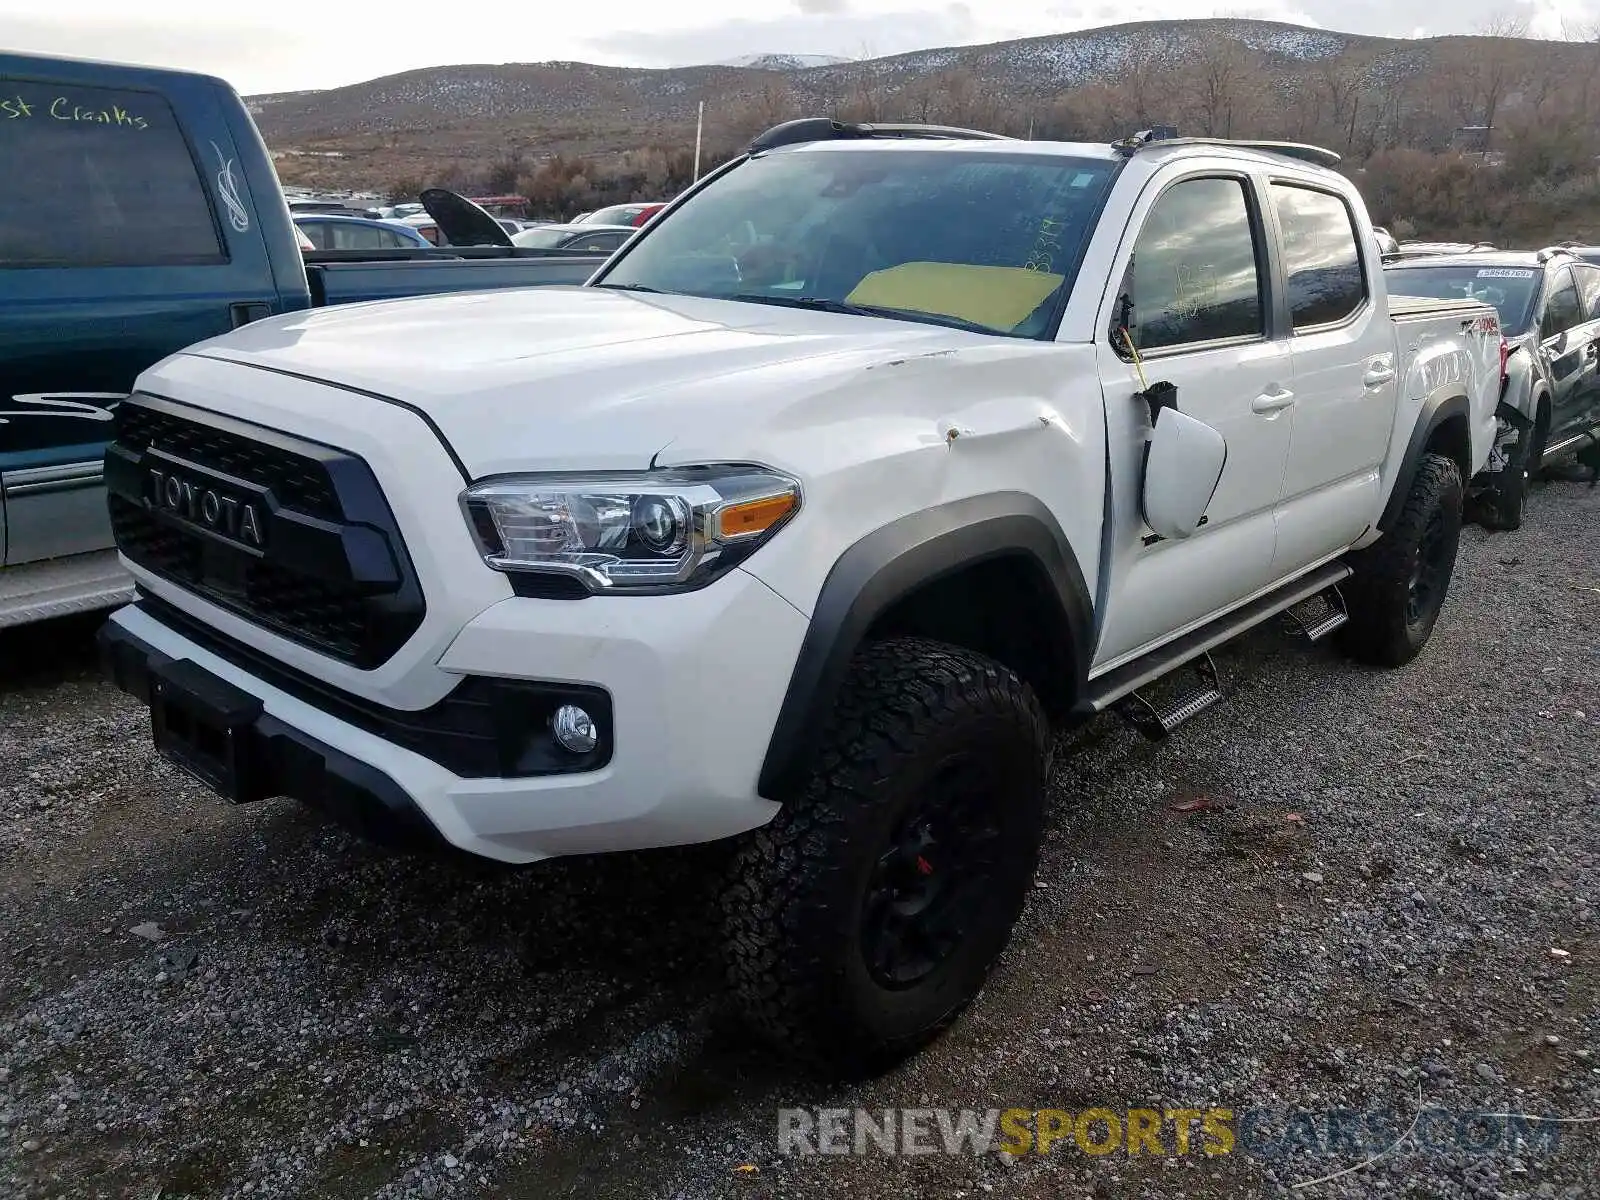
[
  {"xmin": 1270, "ymin": 183, "xmax": 1366, "ymax": 328},
  {"xmin": 297, "ymin": 221, "xmax": 331, "ymax": 250},
  {"xmin": 330, "ymin": 221, "xmax": 387, "ymax": 250},
  {"xmin": 0, "ymin": 80, "xmax": 225, "ymax": 267}
]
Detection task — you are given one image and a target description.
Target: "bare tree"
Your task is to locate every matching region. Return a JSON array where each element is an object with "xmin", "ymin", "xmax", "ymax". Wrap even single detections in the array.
[
  {"xmin": 1308, "ymin": 54, "xmax": 1367, "ymax": 149},
  {"xmin": 1187, "ymin": 30, "xmax": 1261, "ymax": 138},
  {"xmin": 1443, "ymin": 16, "xmax": 1531, "ymax": 149},
  {"xmin": 1120, "ymin": 41, "xmax": 1166, "ymax": 128},
  {"xmin": 748, "ymin": 78, "xmax": 796, "ymax": 129}
]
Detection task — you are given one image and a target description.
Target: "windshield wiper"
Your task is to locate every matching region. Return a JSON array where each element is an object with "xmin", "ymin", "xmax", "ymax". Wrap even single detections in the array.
[
  {"xmin": 594, "ymin": 282, "xmax": 664, "ymax": 294},
  {"xmin": 728, "ymin": 293, "xmax": 1006, "ymax": 336}
]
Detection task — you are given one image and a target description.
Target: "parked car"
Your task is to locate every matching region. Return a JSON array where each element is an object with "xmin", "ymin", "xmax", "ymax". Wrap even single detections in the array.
[
  {"xmin": 287, "ymin": 199, "xmax": 370, "ymax": 218},
  {"xmin": 395, "ymin": 213, "xmax": 443, "ymax": 244},
  {"xmin": 1385, "ymin": 247, "xmax": 1600, "ymax": 526},
  {"xmin": 97, "ymin": 118, "xmax": 1505, "ymax": 1075},
  {"xmin": 571, "ymin": 201, "xmax": 667, "ymax": 227},
  {"xmin": 293, "ymin": 214, "xmax": 433, "ymax": 250},
  {"xmin": 511, "ymin": 223, "xmax": 637, "ymax": 253},
  {"xmin": 0, "ymin": 51, "xmax": 610, "ymax": 629}
]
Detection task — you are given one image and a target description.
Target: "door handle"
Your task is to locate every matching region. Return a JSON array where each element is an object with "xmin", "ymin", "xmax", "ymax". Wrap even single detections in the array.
[
  {"xmin": 1252, "ymin": 387, "xmax": 1296, "ymax": 414},
  {"xmin": 1363, "ymin": 363, "xmax": 1396, "ymax": 387}
]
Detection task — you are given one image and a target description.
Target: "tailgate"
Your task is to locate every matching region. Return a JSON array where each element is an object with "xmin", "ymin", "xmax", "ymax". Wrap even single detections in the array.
[{"xmin": 307, "ymin": 256, "xmax": 607, "ymax": 306}]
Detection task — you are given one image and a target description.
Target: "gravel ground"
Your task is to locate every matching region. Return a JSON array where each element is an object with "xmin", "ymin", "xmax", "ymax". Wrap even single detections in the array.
[{"xmin": 1, "ymin": 475, "xmax": 1596, "ymax": 1200}]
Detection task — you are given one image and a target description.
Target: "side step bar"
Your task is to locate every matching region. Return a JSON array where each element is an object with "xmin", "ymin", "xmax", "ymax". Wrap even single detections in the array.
[
  {"xmin": 1083, "ymin": 560, "xmax": 1354, "ymax": 719},
  {"xmin": 1123, "ymin": 651, "xmax": 1224, "ymax": 738},
  {"xmin": 1541, "ymin": 428, "xmax": 1599, "ymax": 463},
  {"xmin": 1284, "ymin": 584, "xmax": 1349, "ymax": 642}
]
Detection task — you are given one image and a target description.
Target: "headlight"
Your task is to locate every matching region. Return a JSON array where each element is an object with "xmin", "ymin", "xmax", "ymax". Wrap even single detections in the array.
[{"xmin": 461, "ymin": 465, "xmax": 800, "ymax": 593}]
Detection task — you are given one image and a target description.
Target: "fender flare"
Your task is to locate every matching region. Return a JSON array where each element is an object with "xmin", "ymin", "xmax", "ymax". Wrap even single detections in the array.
[
  {"xmin": 1378, "ymin": 386, "xmax": 1471, "ymax": 532},
  {"xmin": 756, "ymin": 492, "xmax": 1094, "ymax": 803}
]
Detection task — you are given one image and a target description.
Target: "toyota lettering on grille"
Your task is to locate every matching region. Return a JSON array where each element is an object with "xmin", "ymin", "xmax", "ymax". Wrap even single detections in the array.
[{"xmin": 147, "ymin": 466, "xmax": 265, "ymax": 550}]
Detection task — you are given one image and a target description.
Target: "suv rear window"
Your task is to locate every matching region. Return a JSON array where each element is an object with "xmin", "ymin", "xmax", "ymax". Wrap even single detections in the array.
[
  {"xmin": 1382, "ymin": 263, "xmax": 1540, "ymax": 336},
  {"xmin": 0, "ymin": 81, "xmax": 226, "ymax": 268}
]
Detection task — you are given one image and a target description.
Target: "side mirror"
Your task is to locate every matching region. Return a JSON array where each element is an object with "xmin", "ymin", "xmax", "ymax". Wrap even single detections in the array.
[{"xmin": 1141, "ymin": 408, "xmax": 1228, "ymax": 540}]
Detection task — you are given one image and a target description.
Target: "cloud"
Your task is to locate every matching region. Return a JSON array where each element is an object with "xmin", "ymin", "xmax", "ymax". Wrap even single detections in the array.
[
  {"xmin": 0, "ymin": 15, "xmax": 321, "ymax": 91},
  {"xmin": 583, "ymin": 6, "xmax": 1002, "ymax": 67},
  {"xmin": 795, "ymin": 0, "xmax": 849, "ymax": 13}
]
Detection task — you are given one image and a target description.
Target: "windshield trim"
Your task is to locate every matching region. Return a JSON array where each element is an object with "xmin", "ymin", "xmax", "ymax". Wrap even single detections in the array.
[{"xmin": 587, "ymin": 146, "xmax": 1127, "ymax": 342}]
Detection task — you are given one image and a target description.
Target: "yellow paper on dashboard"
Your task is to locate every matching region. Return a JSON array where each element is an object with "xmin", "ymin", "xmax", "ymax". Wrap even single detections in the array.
[{"xmin": 846, "ymin": 262, "xmax": 1064, "ymax": 331}]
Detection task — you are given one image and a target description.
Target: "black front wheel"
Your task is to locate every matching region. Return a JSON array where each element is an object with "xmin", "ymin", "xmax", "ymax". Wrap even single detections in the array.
[
  {"xmin": 1339, "ymin": 451, "xmax": 1464, "ymax": 668},
  {"xmin": 719, "ymin": 638, "xmax": 1051, "ymax": 1077}
]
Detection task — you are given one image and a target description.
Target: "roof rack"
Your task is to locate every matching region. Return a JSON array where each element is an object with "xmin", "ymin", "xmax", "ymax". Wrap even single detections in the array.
[
  {"xmin": 749, "ymin": 118, "xmax": 1013, "ymax": 154},
  {"xmin": 1535, "ymin": 245, "xmax": 1575, "ymax": 263},
  {"xmin": 1111, "ymin": 126, "xmax": 1342, "ymax": 169}
]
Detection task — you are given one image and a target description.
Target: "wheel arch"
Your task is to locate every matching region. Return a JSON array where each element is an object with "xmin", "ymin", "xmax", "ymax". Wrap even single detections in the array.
[
  {"xmin": 1379, "ymin": 386, "xmax": 1472, "ymax": 533},
  {"xmin": 755, "ymin": 492, "xmax": 1094, "ymax": 804}
]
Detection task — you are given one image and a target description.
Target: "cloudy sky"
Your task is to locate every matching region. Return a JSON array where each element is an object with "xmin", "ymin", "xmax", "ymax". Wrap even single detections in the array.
[{"xmin": 1, "ymin": 0, "xmax": 1592, "ymax": 94}]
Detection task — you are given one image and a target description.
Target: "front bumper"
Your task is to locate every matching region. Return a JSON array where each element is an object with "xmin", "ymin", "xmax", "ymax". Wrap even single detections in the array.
[{"xmin": 100, "ymin": 568, "xmax": 809, "ymax": 864}]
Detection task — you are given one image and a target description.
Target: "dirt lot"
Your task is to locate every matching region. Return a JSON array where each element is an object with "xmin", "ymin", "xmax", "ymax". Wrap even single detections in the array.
[{"xmin": 2, "ymin": 476, "xmax": 1597, "ymax": 1200}]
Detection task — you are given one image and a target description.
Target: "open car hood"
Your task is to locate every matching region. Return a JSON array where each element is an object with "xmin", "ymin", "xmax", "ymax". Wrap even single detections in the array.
[{"xmin": 420, "ymin": 188, "xmax": 514, "ymax": 248}]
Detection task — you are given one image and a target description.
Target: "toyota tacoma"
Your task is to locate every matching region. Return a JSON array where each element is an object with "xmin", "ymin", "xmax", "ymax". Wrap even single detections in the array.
[{"xmin": 97, "ymin": 120, "xmax": 1505, "ymax": 1075}]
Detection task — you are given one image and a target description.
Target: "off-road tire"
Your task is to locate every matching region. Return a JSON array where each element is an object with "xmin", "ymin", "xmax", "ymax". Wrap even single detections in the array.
[
  {"xmin": 720, "ymin": 637, "xmax": 1051, "ymax": 1078},
  {"xmin": 1339, "ymin": 451, "xmax": 1463, "ymax": 668}
]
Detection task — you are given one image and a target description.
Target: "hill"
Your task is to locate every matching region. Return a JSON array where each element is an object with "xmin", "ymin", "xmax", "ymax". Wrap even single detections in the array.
[
  {"xmin": 249, "ymin": 16, "xmax": 1600, "ymax": 247},
  {"xmin": 715, "ymin": 53, "xmax": 852, "ymax": 70},
  {"xmin": 249, "ymin": 19, "xmax": 1384, "ymax": 145}
]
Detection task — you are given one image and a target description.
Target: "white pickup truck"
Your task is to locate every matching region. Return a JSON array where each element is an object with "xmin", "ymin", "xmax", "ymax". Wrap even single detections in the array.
[{"xmin": 97, "ymin": 120, "xmax": 1505, "ymax": 1075}]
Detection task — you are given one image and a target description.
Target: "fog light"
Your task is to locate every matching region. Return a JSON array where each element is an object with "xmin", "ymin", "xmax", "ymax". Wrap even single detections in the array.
[{"xmin": 551, "ymin": 704, "xmax": 598, "ymax": 754}]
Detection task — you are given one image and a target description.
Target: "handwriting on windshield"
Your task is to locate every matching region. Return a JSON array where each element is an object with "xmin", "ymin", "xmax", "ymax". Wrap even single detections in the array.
[{"xmin": 1, "ymin": 94, "xmax": 150, "ymax": 130}]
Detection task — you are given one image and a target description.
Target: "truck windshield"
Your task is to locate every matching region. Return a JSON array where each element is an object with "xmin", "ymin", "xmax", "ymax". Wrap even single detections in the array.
[
  {"xmin": 593, "ymin": 147, "xmax": 1119, "ymax": 339},
  {"xmin": 1384, "ymin": 265, "xmax": 1540, "ymax": 336}
]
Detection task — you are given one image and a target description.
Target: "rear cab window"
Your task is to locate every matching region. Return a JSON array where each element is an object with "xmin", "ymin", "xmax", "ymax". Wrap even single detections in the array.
[{"xmin": 0, "ymin": 80, "xmax": 225, "ymax": 267}]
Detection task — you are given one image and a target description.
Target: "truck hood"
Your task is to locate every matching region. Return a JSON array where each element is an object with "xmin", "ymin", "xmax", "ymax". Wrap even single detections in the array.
[{"xmin": 185, "ymin": 286, "xmax": 993, "ymax": 476}]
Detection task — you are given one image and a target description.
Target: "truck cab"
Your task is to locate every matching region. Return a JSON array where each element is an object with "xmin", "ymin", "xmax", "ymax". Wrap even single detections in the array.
[{"xmin": 0, "ymin": 51, "xmax": 607, "ymax": 628}]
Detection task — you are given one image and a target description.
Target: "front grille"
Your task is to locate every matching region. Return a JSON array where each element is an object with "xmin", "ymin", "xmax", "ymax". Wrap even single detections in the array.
[
  {"xmin": 115, "ymin": 401, "xmax": 340, "ymax": 520},
  {"xmin": 106, "ymin": 394, "xmax": 425, "ymax": 669}
]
